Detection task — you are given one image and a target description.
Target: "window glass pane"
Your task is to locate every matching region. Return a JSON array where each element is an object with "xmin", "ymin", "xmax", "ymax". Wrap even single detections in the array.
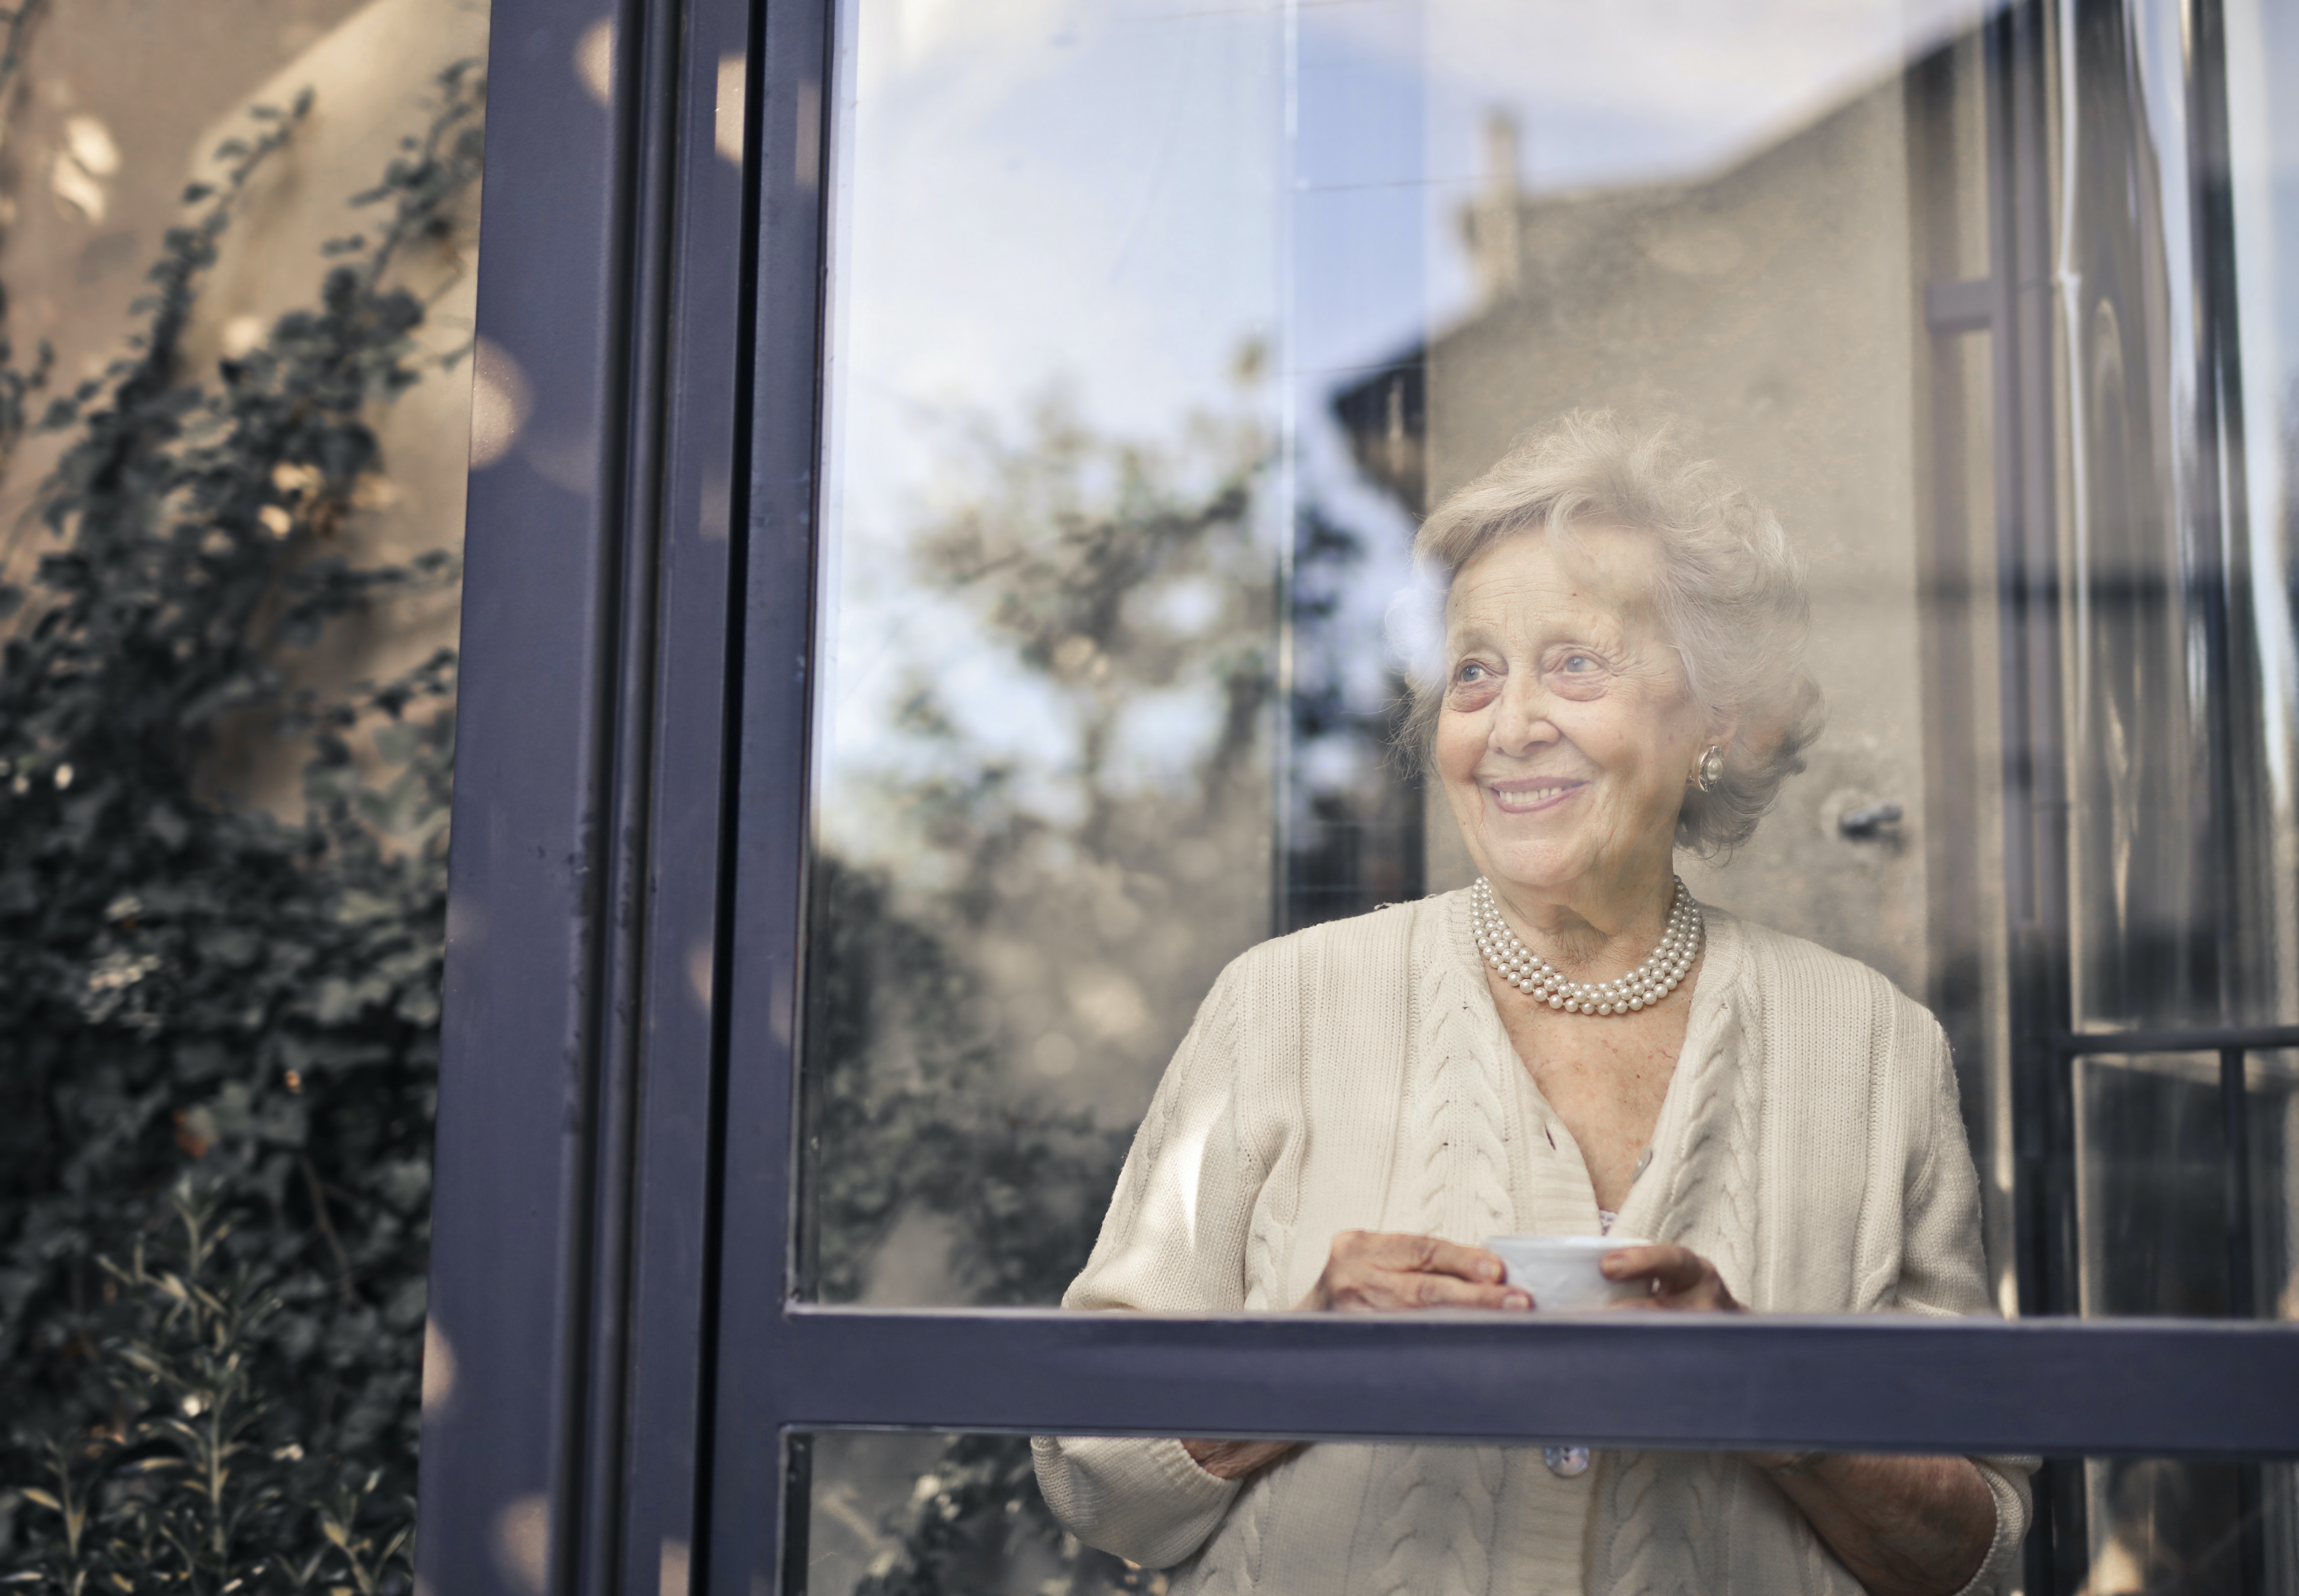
[
  {"xmin": 2228, "ymin": 0, "xmax": 2299, "ymax": 1036},
  {"xmin": 801, "ymin": 0, "xmax": 2297, "ymax": 1359},
  {"xmin": 2083, "ymin": 1457, "xmax": 2297, "ymax": 1596},
  {"xmin": 2249, "ymin": 1049, "xmax": 2299, "ymax": 1320},
  {"xmin": 787, "ymin": 6, "xmax": 2299, "ymax": 1588},
  {"xmin": 811, "ymin": 0, "xmax": 1285, "ymax": 1308},
  {"xmin": 808, "ymin": 0, "xmax": 2027, "ymax": 1309},
  {"xmin": 2067, "ymin": 0, "xmax": 2299, "ymax": 1039},
  {"xmin": 2076, "ymin": 1052, "xmax": 2239, "ymax": 1317},
  {"xmin": 2071, "ymin": 1045, "xmax": 2299, "ymax": 1324},
  {"xmin": 798, "ymin": 1432, "xmax": 2295, "ymax": 1596}
]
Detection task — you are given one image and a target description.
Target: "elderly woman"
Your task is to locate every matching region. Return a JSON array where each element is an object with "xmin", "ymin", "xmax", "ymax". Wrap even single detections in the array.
[{"xmin": 1031, "ymin": 415, "xmax": 2032, "ymax": 1596}]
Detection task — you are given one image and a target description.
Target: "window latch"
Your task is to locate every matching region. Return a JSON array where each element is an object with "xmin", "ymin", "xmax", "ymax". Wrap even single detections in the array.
[{"xmin": 1838, "ymin": 802, "xmax": 1903, "ymax": 840}]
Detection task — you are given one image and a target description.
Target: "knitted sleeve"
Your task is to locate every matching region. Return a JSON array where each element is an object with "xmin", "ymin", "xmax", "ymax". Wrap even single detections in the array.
[
  {"xmin": 1896, "ymin": 1016, "xmax": 2038, "ymax": 1596},
  {"xmin": 1894, "ymin": 1019, "xmax": 1991, "ymax": 1320},
  {"xmin": 1032, "ymin": 958, "xmax": 1268, "ymax": 1568}
]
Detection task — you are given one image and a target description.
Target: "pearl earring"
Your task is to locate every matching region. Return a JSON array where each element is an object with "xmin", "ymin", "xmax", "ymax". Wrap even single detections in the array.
[{"xmin": 1693, "ymin": 744, "xmax": 1725, "ymax": 792}]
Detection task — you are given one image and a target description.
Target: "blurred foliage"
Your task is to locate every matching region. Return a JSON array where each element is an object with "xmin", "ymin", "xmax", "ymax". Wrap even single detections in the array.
[
  {"xmin": 814, "ymin": 400, "xmax": 1272, "ymax": 1595},
  {"xmin": 806, "ymin": 857, "xmax": 1129, "ymax": 1311},
  {"xmin": 0, "ymin": 62, "xmax": 483, "ymax": 1589},
  {"xmin": 901, "ymin": 397, "xmax": 1269, "ymax": 868},
  {"xmin": 811, "ymin": 396, "xmax": 1271, "ymax": 1309},
  {"xmin": 8, "ymin": 1188, "xmax": 413, "ymax": 1595},
  {"xmin": 840, "ymin": 1432, "xmax": 1165, "ymax": 1596}
]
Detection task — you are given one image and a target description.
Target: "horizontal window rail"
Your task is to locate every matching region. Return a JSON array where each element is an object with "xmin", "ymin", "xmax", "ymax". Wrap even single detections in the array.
[
  {"xmin": 2053, "ymin": 1024, "xmax": 2299, "ymax": 1056},
  {"xmin": 752, "ymin": 1306, "xmax": 2299, "ymax": 1459}
]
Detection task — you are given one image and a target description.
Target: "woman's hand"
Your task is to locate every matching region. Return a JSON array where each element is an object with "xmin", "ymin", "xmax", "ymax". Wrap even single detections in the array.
[
  {"xmin": 1184, "ymin": 1232, "xmax": 1526, "ymax": 1483},
  {"xmin": 1297, "ymin": 1229, "xmax": 1531, "ymax": 1313},
  {"xmin": 1743, "ymin": 1453, "xmax": 1997, "ymax": 1596},
  {"xmin": 1593, "ymin": 1244, "xmax": 1991, "ymax": 1592},
  {"xmin": 1599, "ymin": 1242, "xmax": 1742, "ymax": 1311}
]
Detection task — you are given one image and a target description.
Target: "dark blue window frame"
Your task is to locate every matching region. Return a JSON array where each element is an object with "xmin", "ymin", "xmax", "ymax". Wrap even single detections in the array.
[{"xmin": 416, "ymin": 2, "xmax": 2299, "ymax": 1594}]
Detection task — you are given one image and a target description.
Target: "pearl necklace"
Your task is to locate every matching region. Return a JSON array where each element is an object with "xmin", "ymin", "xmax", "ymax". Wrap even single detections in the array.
[{"xmin": 1470, "ymin": 876, "xmax": 1702, "ymax": 1016}]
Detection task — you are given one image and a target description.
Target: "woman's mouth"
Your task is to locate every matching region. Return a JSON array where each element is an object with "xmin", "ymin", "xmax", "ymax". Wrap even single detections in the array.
[{"xmin": 1487, "ymin": 779, "xmax": 1585, "ymax": 814}]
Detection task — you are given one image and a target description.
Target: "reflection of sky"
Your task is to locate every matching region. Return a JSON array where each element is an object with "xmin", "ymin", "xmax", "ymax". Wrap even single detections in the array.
[
  {"xmin": 817, "ymin": 0, "xmax": 1996, "ymax": 864},
  {"xmin": 2228, "ymin": 0, "xmax": 2299, "ymax": 810},
  {"xmin": 832, "ymin": 0, "xmax": 1998, "ymax": 446},
  {"xmin": 1402, "ymin": 2, "xmax": 1992, "ymax": 189}
]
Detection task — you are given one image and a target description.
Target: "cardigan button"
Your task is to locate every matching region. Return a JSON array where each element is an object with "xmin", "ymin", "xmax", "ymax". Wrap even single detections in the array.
[{"xmin": 1543, "ymin": 1445, "xmax": 1591, "ymax": 1478}]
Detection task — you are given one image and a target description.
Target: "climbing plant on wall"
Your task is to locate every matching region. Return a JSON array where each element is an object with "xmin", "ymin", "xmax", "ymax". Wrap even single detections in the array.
[{"xmin": 0, "ymin": 64, "xmax": 481, "ymax": 1588}]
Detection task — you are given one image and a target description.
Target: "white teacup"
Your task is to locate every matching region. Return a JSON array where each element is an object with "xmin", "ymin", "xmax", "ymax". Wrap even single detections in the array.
[{"xmin": 1482, "ymin": 1234, "xmax": 1656, "ymax": 1311}]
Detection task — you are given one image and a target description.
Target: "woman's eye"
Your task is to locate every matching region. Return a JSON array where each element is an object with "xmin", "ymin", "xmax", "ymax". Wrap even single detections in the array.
[
  {"xmin": 1562, "ymin": 654, "xmax": 1593, "ymax": 672},
  {"xmin": 1457, "ymin": 662, "xmax": 1488, "ymax": 683}
]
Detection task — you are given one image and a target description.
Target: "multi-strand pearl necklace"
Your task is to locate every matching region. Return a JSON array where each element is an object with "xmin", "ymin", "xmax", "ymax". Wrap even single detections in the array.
[{"xmin": 1470, "ymin": 876, "xmax": 1702, "ymax": 1016}]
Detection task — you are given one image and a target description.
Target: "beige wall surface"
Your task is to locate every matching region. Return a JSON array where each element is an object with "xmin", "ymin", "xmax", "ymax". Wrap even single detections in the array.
[{"xmin": 184, "ymin": 0, "xmax": 488, "ymax": 809}]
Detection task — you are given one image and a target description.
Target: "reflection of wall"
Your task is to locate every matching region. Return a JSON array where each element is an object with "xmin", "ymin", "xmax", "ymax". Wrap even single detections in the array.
[{"xmin": 1414, "ymin": 78, "xmax": 1935, "ymax": 997}]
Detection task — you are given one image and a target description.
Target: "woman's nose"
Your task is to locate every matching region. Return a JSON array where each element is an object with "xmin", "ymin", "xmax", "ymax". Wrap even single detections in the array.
[{"xmin": 1490, "ymin": 677, "xmax": 1557, "ymax": 754}]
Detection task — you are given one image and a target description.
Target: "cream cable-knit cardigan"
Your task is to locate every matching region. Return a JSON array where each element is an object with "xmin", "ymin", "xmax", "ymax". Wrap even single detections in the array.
[{"xmin": 1032, "ymin": 887, "xmax": 2033, "ymax": 1596}]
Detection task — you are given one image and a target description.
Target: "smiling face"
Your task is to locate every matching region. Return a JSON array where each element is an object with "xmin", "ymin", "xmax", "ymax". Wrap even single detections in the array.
[{"xmin": 1434, "ymin": 524, "xmax": 1719, "ymax": 920}]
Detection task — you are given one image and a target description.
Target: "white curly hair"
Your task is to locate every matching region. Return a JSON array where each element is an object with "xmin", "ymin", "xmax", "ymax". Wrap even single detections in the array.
[{"xmin": 1397, "ymin": 411, "xmax": 1824, "ymax": 857}]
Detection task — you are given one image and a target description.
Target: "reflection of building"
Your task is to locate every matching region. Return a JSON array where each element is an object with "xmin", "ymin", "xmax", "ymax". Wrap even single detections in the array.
[{"xmin": 1335, "ymin": 75, "xmax": 1952, "ymax": 1002}]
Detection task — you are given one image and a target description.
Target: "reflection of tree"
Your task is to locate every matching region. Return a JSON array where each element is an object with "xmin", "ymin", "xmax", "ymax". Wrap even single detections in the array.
[
  {"xmin": 809, "ymin": 394, "xmax": 1270, "ymax": 1593},
  {"xmin": 814, "ymin": 390, "xmax": 1274, "ymax": 1301},
  {"xmin": 909, "ymin": 398, "xmax": 1268, "ymax": 860},
  {"xmin": 806, "ymin": 856, "xmax": 1124, "ymax": 1308},
  {"xmin": 860, "ymin": 396, "xmax": 1273, "ymax": 938},
  {"xmin": 1283, "ymin": 501, "xmax": 1423, "ymax": 929}
]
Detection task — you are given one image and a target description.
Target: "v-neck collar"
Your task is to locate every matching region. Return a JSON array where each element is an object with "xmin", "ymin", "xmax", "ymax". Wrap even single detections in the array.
[{"xmin": 1437, "ymin": 884, "xmax": 1750, "ymax": 1241}]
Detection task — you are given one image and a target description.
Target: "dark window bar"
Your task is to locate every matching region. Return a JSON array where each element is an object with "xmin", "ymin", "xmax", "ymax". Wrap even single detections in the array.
[
  {"xmin": 2054, "ymin": 1024, "xmax": 2299, "ymax": 1058},
  {"xmin": 739, "ymin": 1309, "xmax": 2299, "ymax": 1458}
]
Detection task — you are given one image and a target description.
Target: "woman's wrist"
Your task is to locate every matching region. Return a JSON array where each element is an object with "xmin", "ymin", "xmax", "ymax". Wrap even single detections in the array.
[
  {"xmin": 1752, "ymin": 1450, "xmax": 1829, "ymax": 1477},
  {"xmin": 1183, "ymin": 1437, "xmax": 1295, "ymax": 1481}
]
